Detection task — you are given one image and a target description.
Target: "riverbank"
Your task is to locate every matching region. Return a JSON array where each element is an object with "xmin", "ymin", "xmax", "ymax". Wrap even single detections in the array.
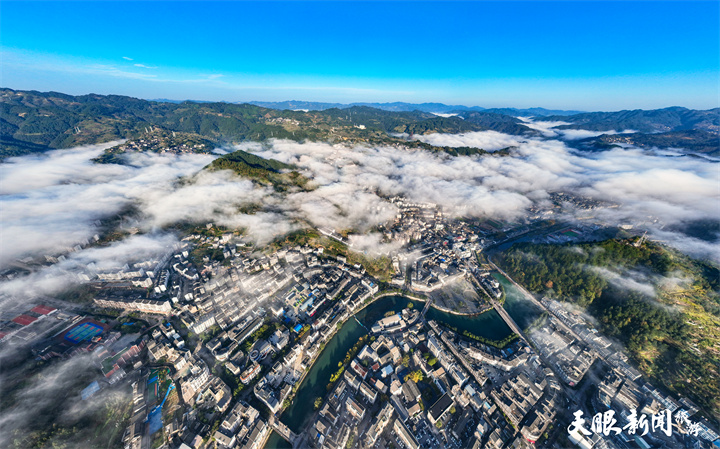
[
  {"xmin": 383, "ymin": 284, "xmax": 496, "ymax": 318},
  {"xmin": 279, "ymin": 290, "xmax": 405, "ymax": 432},
  {"xmin": 280, "ymin": 275, "xmax": 535, "ymax": 432},
  {"xmin": 430, "ymin": 299, "xmax": 493, "ymax": 317},
  {"xmin": 262, "ymin": 430, "xmax": 292, "ymax": 449},
  {"xmin": 491, "ymin": 272, "xmax": 544, "ymax": 332},
  {"xmin": 283, "ymin": 290, "xmax": 425, "ymax": 401},
  {"xmin": 277, "ymin": 290, "xmax": 427, "ymax": 434},
  {"xmin": 429, "ymin": 275, "xmax": 493, "ymax": 315},
  {"xmin": 280, "ymin": 294, "xmax": 393, "ymax": 433},
  {"xmin": 280, "ymin": 293, "xmax": 516, "ymax": 433}
]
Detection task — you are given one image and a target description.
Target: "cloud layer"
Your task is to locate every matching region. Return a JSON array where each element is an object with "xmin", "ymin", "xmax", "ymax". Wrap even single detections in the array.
[
  {"xmin": 1, "ymin": 128, "xmax": 718, "ymax": 306},
  {"xmin": 517, "ymin": 117, "xmax": 636, "ymax": 140},
  {"xmin": 244, "ymin": 137, "xmax": 719, "ymax": 261},
  {"xmin": 413, "ymin": 130, "xmax": 526, "ymax": 150},
  {"xmin": 0, "ymin": 142, "xmax": 216, "ymax": 266}
]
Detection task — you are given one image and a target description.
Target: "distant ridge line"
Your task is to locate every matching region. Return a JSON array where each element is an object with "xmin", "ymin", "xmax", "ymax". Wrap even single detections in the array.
[
  {"xmin": 244, "ymin": 100, "xmax": 585, "ymax": 117},
  {"xmin": 143, "ymin": 98, "xmax": 584, "ymax": 116}
]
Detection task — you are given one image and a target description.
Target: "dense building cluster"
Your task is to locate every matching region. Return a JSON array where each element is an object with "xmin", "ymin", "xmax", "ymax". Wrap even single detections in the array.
[{"xmin": 1, "ymin": 195, "xmax": 718, "ymax": 449}]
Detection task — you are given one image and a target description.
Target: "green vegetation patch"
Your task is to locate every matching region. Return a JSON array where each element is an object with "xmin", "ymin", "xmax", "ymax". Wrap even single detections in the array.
[
  {"xmin": 268, "ymin": 229, "xmax": 395, "ymax": 281},
  {"xmin": 497, "ymin": 238, "xmax": 720, "ymax": 420},
  {"xmin": 0, "ymin": 88, "xmax": 537, "ymax": 161},
  {"xmin": 207, "ymin": 148, "xmax": 312, "ymax": 191}
]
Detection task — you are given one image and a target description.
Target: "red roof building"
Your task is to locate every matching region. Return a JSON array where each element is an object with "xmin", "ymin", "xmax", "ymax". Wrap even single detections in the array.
[
  {"xmin": 12, "ymin": 315, "xmax": 37, "ymax": 326},
  {"xmin": 31, "ymin": 305, "xmax": 57, "ymax": 315}
]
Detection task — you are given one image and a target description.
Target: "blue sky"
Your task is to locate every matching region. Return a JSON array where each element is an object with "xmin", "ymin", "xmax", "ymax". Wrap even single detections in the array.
[{"xmin": 1, "ymin": 1, "xmax": 718, "ymax": 110}]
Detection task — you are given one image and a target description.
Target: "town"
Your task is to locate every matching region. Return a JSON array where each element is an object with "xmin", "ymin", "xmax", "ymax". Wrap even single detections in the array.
[{"xmin": 0, "ymin": 198, "xmax": 717, "ymax": 449}]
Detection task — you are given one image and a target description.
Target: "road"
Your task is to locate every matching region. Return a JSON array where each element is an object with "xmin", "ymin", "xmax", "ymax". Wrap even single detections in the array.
[
  {"xmin": 486, "ymin": 254, "xmax": 621, "ymax": 445},
  {"xmin": 483, "ymin": 221, "xmax": 568, "ymax": 253},
  {"xmin": 487, "ymin": 255, "xmax": 586, "ymax": 344},
  {"xmin": 487, "ymin": 255, "xmax": 615, "ymax": 377},
  {"xmin": 490, "ymin": 297, "xmax": 527, "ymax": 343},
  {"xmin": 430, "ymin": 320, "xmax": 488, "ymax": 387}
]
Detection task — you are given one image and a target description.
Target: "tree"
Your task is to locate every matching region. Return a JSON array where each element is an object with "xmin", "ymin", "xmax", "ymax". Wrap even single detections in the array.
[
  {"xmin": 401, "ymin": 354, "xmax": 410, "ymax": 368},
  {"xmin": 405, "ymin": 370, "xmax": 423, "ymax": 383},
  {"xmin": 314, "ymin": 397, "xmax": 323, "ymax": 410},
  {"xmin": 346, "ymin": 433, "xmax": 356, "ymax": 449}
]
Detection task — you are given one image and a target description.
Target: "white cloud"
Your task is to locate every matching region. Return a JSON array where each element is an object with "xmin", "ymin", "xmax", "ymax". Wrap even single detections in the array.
[
  {"xmin": 1, "ymin": 127, "xmax": 718, "ymax": 306},
  {"xmin": 412, "ymin": 130, "xmax": 524, "ymax": 151},
  {"xmin": 517, "ymin": 117, "xmax": 570, "ymax": 137},
  {"xmin": 0, "ymin": 233, "xmax": 180, "ymax": 299},
  {"xmin": 0, "ymin": 351, "xmax": 131, "ymax": 448},
  {"xmin": 591, "ymin": 266, "xmax": 657, "ymax": 297},
  {"xmin": 0, "ymin": 143, "xmax": 216, "ymax": 266},
  {"xmin": 245, "ymin": 136, "xmax": 719, "ymax": 261},
  {"xmin": 556, "ymin": 128, "xmax": 636, "ymax": 140},
  {"xmin": 517, "ymin": 117, "xmax": 636, "ymax": 140},
  {"xmin": 349, "ymin": 233, "xmax": 406, "ymax": 256}
]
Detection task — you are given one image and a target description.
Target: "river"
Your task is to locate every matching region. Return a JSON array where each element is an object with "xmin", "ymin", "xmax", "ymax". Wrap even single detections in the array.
[
  {"xmin": 492, "ymin": 272, "xmax": 544, "ymax": 330},
  {"xmin": 280, "ymin": 294, "xmax": 519, "ymax": 433},
  {"xmin": 263, "ymin": 430, "xmax": 292, "ymax": 449}
]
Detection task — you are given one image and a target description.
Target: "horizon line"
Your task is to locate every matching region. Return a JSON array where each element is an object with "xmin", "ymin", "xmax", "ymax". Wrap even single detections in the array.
[{"xmin": 4, "ymin": 86, "xmax": 717, "ymax": 114}]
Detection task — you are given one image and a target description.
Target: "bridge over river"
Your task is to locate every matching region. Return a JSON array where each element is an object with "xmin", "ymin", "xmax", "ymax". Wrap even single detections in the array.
[
  {"xmin": 467, "ymin": 267, "xmax": 529, "ymax": 344},
  {"xmin": 268, "ymin": 415, "xmax": 300, "ymax": 447}
]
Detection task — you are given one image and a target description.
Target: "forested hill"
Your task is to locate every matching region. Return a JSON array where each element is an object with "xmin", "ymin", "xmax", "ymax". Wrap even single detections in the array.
[
  {"xmin": 0, "ymin": 88, "xmax": 537, "ymax": 160},
  {"xmin": 4, "ymin": 88, "xmax": 716, "ymax": 160},
  {"xmin": 543, "ymin": 106, "xmax": 720, "ymax": 133},
  {"xmin": 205, "ymin": 148, "xmax": 312, "ymax": 192},
  {"xmin": 582, "ymin": 129, "xmax": 720, "ymax": 156},
  {"xmin": 496, "ymin": 238, "xmax": 720, "ymax": 420}
]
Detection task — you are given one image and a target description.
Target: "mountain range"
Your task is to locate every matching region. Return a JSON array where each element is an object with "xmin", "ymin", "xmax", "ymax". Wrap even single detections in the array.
[
  {"xmin": 246, "ymin": 100, "xmax": 585, "ymax": 116},
  {"xmin": 150, "ymin": 98, "xmax": 584, "ymax": 116},
  {"xmin": 1, "ymin": 88, "xmax": 717, "ymax": 159},
  {"xmin": 546, "ymin": 106, "xmax": 719, "ymax": 133}
]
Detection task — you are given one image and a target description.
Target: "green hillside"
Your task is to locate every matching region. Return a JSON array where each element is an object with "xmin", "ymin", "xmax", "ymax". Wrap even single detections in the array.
[
  {"xmin": 207, "ymin": 149, "xmax": 311, "ymax": 191},
  {"xmin": 496, "ymin": 238, "xmax": 720, "ymax": 420},
  {"xmin": 0, "ymin": 88, "xmax": 536, "ymax": 160},
  {"xmin": 583, "ymin": 129, "xmax": 720, "ymax": 156},
  {"xmin": 545, "ymin": 106, "xmax": 719, "ymax": 133}
]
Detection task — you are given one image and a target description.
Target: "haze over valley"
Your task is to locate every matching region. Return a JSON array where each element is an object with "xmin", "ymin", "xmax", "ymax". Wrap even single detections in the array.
[
  {"xmin": 1, "ymin": 2, "xmax": 718, "ymax": 449},
  {"xmin": 1, "ymin": 87, "xmax": 719, "ymax": 449}
]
